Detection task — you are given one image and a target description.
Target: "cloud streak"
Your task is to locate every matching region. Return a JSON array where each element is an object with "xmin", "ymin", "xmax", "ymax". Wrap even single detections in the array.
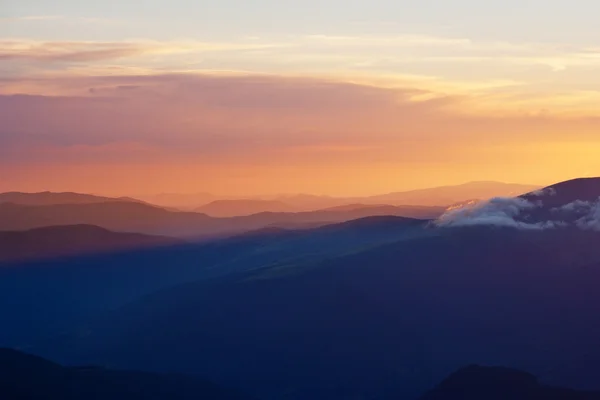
[
  {"xmin": 436, "ymin": 192, "xmax": 600, "ymax": 231},
  {"xmin": 0, "ymin": 39, "xmax": 285, "ymax": 64},
  {"xmin": 435, "ymin": 197, "xmax": 553, "ymax": 230}
]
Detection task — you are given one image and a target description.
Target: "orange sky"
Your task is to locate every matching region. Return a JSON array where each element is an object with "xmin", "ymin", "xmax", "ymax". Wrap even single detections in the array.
[
  {"xmin": 3, "ymin": 8, "xmax": 600, "ymax": 196},
  {"xmin": 1, "ymin": 73, "xmax": 600, "ymax": 196}
]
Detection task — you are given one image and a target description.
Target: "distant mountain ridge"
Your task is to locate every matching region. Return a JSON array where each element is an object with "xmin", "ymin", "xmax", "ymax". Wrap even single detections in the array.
[
  {"xmin": 136, "ymin": 181, "xmax": 541, "ymax": 210},
  {"xmin": 137, "ymin": 192, "xmax": 217, "ymax": 210},
  {"xmin": 0, "ymin": 225, "xmax": 182, "ymax": 263},
  {"xmin": 195, "ymin": 199, "xmax": 298, "ymax": 217},
  {"xmin": 0, "ymin": 201, "xmax": 443, "ymax": 238},
  {"xmin": 365, "ymin": 181, "xmax": 540, "ymax": 206},
  {"xmin": 0, "ymin": 191, "xmax": 149, "ymax": 206}
]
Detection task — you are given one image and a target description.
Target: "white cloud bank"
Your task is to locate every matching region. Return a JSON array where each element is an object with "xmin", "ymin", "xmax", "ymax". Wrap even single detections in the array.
[
  {"xmin": 435, "ymin": 192, "xmax": 600, "ymax": 231},
  {"xmin": 435, "ymin": 197, "xmax": 552, "ymax": 230},
  {"xmin": 554, "ymin": 198, "xmax": 600, "ymax": 231}
]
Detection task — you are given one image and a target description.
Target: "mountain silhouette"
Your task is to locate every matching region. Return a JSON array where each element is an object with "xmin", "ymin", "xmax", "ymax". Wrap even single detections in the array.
[
  {"xmin": 420, "ymin": 365, "xmax": 600, "ymax": 400},
  {"xmin": 0, "ymin": 348, "xmax": 252, "ymax": 400},
  {"xmin": 515, "ymin": 177, "xmax": 600, "ymax": 227},
  {"xmin": 521, "ymin": 177, "xmax": 600, "ymax": 206},
  {"xmin": 0, "ymin": 201, "xmax": 442, "ymax": 238},
  {"xmin": 175, "ymin": 181, "xmax": 539, "ymax": 211},
  {"xmin": 0, "ymin": 191, "xmax": 149, "ymax": 206},
  {"xmin": 137, "ymin": 192, "xmax": 218, "ymax": 210},
  {"xmin": 5, "ymin": 178, "xmax": 600, "ymax": 400},
  {"xmin": 0, "ymin": 202, "xmax": 216, "ymax": 237},
  {"xmin": 364, "ymin": 181, "xmax": 539, "ymax": 206},
  {"xmin": 195, "ymin": 199, "xmax": 298, "ymax": 217},
  {"xmin": 0, "ymin": 215, "xmax": 430, "ymax": 348},
  {"xmin": 0, "ymin": 225, "xmax": 182, "ymax": 263}
]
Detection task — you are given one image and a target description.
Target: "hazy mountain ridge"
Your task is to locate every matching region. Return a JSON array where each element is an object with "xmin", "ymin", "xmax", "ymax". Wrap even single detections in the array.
[
  {"xmin": 138, "ymin": 181, "xmax": 541, "ymax": 210},
  {"xmin": 195, "ymin": 199, "xmax": 299, "ymax": 217},
  {"xmin": 3, "ymin": 178, "xmax": 600, "ymax": 400},
  {"xmin": 0, "ymin": 191, "xmax": 150, "ymax": 206},
  {"xmin": 0, "ymin": 182, "xmax": 537, "ymax": 237},
  {"xmin": 364, "ymin": 181, "xmax": 540, "ymax": 206},
  {"xmin": 0, "ymin": 201, "xmax": 442, "ymax": 238},
  {"xmin": 0, "ymin": 216, "xmax": 431, "ymax": 348}
]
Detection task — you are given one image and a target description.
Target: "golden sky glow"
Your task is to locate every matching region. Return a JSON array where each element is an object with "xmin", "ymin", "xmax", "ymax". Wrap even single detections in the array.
[{"xmin": 2, "ymin": 1, "xmax": 600, "ymax": 196}]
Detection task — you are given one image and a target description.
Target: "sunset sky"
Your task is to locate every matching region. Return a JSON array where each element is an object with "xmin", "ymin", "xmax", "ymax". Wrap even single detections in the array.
[{"xmin": 2, "ymin": 0, "xmax": 600, "ymax": 196}]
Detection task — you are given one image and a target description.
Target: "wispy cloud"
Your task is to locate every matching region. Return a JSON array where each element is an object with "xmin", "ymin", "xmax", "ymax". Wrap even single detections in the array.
[
  {"xmin": 302, "ymin": 34, "xmax": 473, "ymax": 47},
  {"xmin": 0, "ymin": 41, "xmax": 144, "ymax": 63},
  {"xmin": 0, "ymin": 39, "xmax": 285, "ymax": 63},
  {"xmin": 2, "ymin": 15, "xmax": 64, "ymax": 21},
  {"xmin": 1, "ymin": 15, "xmax": 121, "ymax": 24},
  {"xmin": 2, "ymin": 34, "xmax": 600, "ymax": 116}
]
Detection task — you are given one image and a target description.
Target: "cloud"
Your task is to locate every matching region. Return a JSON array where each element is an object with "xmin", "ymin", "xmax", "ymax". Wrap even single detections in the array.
[
  {"xmin": 302, "ymin": 34, "xmax": 473, "ymax": 48},
  {"xmin": 0, "ymin": 74, "xmax": 458, "ymax": 167},
  {"xmin": 577, "ymin": 201, "xmax": 600, "ymax": 231},
  {"xmin": 435, "ymin": 197, "xmax": 554, "ymax": 230},
  {"xmin": 552, "ymin": 199, "xmax": 592, "ymax": 213},
  {"xmin": 553, "ymin": 198, "xmax": 600, "ymax": 231},
  {"xmin": 0, "ymin": 39, "xmax": 284, "ymax": 64},
  {"xmin": 0, "ymin": 41, "xmax": 145, "ymax": 63},
  {"xmin": 3, "ymin": 15, "xmax": 64, "ymax": 21},
  {"xmin": 2, "ymin": 72, "xmax": 600, "ymax": 171},
  {"xmin": 3, "ymin": 35, "xmax": 600, "ymax": 116},
  {"xmin": 437, "ymin": 194, "xmax": 600, "ymax": 231}
]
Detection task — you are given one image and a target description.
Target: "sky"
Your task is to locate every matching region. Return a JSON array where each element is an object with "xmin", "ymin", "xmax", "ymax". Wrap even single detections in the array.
[{"xmin": 2, "ymin": 0, "xmax": 600, "ymax": 196}]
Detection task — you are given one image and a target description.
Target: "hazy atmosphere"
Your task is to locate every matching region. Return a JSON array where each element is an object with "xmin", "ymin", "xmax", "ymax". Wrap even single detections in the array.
[
  {"xmin": 3, "ymin": 2, "xmax": 600, "ymax": 400},
  {"xmin": 3, "ymin": 0, "xmax": 600, "ymax": 195}
]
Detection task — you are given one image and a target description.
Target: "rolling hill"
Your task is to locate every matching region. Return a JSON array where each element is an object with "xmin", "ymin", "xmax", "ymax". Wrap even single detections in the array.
[{"xmin": 0, "ymin": 216, "xmax": 430, "ymax": 348}]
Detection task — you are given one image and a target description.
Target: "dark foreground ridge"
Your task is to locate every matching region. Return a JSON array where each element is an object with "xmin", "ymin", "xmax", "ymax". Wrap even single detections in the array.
[
  {"xmin": 2, "ymin": 349, "xmax": 600, "ymax": 400},
  {"xmin": 420, "ymin": 365, "xmax": 600, "ymax": 400},
  {"xmin": 0, "ymin": 348, "xmax": 253, "ymax": 400}
]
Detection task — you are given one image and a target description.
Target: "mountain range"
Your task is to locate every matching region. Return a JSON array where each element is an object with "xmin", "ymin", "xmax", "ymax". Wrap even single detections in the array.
[
  {"xmin": 1, "ymin": 349, "xmax": 598, "ymax": 400},
  {"xmin": 194, "ymin": 199, "xmax": 299, "ymax": 217},
  {"xmin": 0, "ymin": 201, "xmax": 443, "ymax": 238},
  {"xmin": 139, "ymin": 181, "xmax": 540, "ymax": 210},
  {"xmin": 0, "ymin": 191, "xmax": 149, "ymax": 206},
  {"xmin": 1, "ymin": 178, "xmax": 600, "ymax": 400}
]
